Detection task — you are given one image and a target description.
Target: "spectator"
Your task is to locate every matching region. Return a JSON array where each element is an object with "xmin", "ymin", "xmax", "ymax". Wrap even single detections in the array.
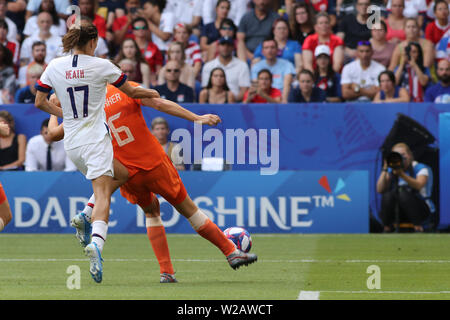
[
  {"xmin": 97, "ymin": 0, "xmax": 122, "ymax": 36},
  {"xmin": 243, "ymin": 69, "xmax": 282, "ymax": 103},
  {"xmin": 167, "ymin": 0, "xmax": 202, "ymax": 34},
  {"xmin": 25, "ymin": 118, "xmax": 76, "ymax": 171},
  {"xmin": 23, "ymin": 0, "xmax": 66, "ymax": 38},
  {"xmin": 426, "ymin": 0, "xmax": 450, "ymax": 22},
  {"xmin": 425, "ymin": 0, "xmax": 449, "ymax": 45},
  {"xmin": 118, "ymin": 59, "xmax": 136, "ymax": 80},
  {"xmin": 0, "ymin": 110, "xmax": 26, "ymax": 170},
  {"xmin": 18, "ymin": 41, "xmax": 46, "ymax": 88},
  {"xmin": 200, "ymin": 0, "xmax": 231, "ymax": 52},
  {"xmin": 5, "ymin": 0, "xmax": 26, "ymax": 42},
  {"xmin": 142, "ymin": 0, "xmax": 175, "ymax": 54},
  {"xmin": 389, "ymin": 18, "xmax": 435, "ymax": 70},
  {"xmin": 154, "ymin": 60, "xmax": 195, "ymax": 103},
  {"xmin": 341, "ymin": 41, "xmax": 385, "ymax": 102},
  {"xmin": 20, "ymin": 12, "xmax": 62, "ymax": 66},
  {"xmin": 288, "ymin": 2, "xmax": 315, "ymax": 47},
  {"xmin": 202, "ymin": 36, "xmax": 251, "ymax": 102},
  {"xmin": 302, "ymin": 12, "xmax": 344, "ymax": 74},
  {"xmin": 78, "ymin": 0, "xmax": 107, "ymax": 39},
  {"xmin": 0, "ymin": 44, "xmax": 16, "ymax": 104},
  {"xmin": 376, "ymin": 142, "xmax": 433, "ymax": 232},
  {"xmin": 0, "ymin": 0, "xmax": 18, "ymax": 42},
  {"xmin": 132, "ymin": 17, "xmax": 163, "ymax": 86},
  {"xmin": 115, "ymin": 38, "xmax": 151, "ymax": 88},
  {"xmin": 151, "ymin": 116, "xmax": 185, "ymax": 171},
  {"xmin": 425, "ymin": 59, "xmax": 450, "ymax": 103},
  {"xmin": 386, "ymin": 0, "xmax": 427, "ymax": 28},
  {"xmin": 336, "ymin": 0, "xmax": 371, "ymax": 60},
  {"xmin": 14, "ymin": 63, "xmax": 43, "ymax": 103},
  {"xmin": 288, "ymin": 69, "xmax": 326, "ymax": 102},
  {"xmin": 0, "ymin": 19, "xmax": 19, "ymax": 65},
  {"xmin": 199, "ymin": 67, "xmax": 235, "ymax": 103},
  {"xmin": 237, "ymin": 0, "xmax": 279, "ymax": 61},
  {"xmin": 80, "ymin": 16, "xmax": 109, "ymax": 58},
  {"xmin": 206, "ymin": 18, "xmax": 237, "ymax": 62},
  {"xmin": 374, "ymin": 70, "xmax": 410, "ymax": 102},
  {"xmin": 384, "ymin": 0, "xmax": 407, "ymax": 44},
  {"xmin": 253, "ymin": 18, "xmax": 303, "ymax": 74},
  {"xmin": 313, "ymin": 45, "xmax": 341, "ymax": 102},
  {"xmin": 436, "ymin": 28, "xmax": 450, "ymax": 61},
  {"xmin": 290, "ymin": 0, "xmax": 337, "ymax": 26},
  {"xmin": 251, "ymin": 38, "xmax": 296, "ymax": 103},
  {"xmin": 25, "ymin": 0, "xmax": 69, "ymax": 21},
  {"xmin": 394, "ymin": 41, "xmax": 430, "ymax": 102},
  {"xmin": 158, "ymin": 41, "xmax": 196, "ymax": 90},
  {"xmin": 370, "ymin": 20, "xmax": 397, "ymax": 68},
  {"xmin": 112, "ymin": 0, "xmax": 141, "ymax": 45},
  {"xmin": 202, "ymin": 0, "xmax": 249, "ymax": 27},
  {"xmin": 173, "ymin": 23, "xmax": 202, "ymax": 78}
]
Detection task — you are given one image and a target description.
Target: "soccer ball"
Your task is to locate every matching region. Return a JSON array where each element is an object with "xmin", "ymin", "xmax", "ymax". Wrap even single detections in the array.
[{"xmin": 224, "ymin": 227, "xmax": 252, "ymax": 253}]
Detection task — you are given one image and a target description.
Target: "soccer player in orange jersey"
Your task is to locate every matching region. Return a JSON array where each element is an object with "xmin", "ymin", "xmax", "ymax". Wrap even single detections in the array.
[
  {"xmin": 0, "ymin": 121, "xmax": 13, "ymax": 232},
  {"xmin": 49, "ymin": 82, "xmax": 257, "ymax": 282}
]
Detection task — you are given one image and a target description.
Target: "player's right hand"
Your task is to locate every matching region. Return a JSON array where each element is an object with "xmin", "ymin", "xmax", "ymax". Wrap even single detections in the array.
[{"xmin": 197, "ymin": 114, "xmax": 221, "ymax": 126}]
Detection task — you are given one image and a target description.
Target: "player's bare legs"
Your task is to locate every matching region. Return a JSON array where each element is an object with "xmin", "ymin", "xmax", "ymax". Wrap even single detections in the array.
[
  {"xmin": 174, "ymin": 194, "xmax": 258, "ymax": 270},
  {"xmin": 141, "ymin": 194, "xmax": 177, "ymax": 283},
  {"xmin": 0, "ymin": 200, "xmax": 12, "ymax": 232}
]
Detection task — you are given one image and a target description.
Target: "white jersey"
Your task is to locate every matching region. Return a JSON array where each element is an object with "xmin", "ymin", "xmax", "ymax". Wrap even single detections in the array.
[{"xmin": 37, "ymin": 54, "xmax": 126, "ymax": 150}]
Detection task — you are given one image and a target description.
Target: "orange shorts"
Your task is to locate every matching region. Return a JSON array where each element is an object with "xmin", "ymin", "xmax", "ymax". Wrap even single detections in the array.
[
  {"xmin": 0, "ymin": 182, "xmax": 6, "ymax": 205},
  {"xmin": 120, "ymin": 154, "xmax": 187, "ymax": 208}
]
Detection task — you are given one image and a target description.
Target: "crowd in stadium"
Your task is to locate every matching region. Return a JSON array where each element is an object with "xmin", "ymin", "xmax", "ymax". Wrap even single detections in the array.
[{"xmin": 0, "ymin": 0, "xmax": 449, "ymax": 105}]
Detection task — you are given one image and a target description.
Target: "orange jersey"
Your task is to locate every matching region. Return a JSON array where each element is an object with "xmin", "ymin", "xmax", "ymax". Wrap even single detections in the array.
[{"xmin": 104, "ymin": 82, "xmax": 166, "ymax": 175}]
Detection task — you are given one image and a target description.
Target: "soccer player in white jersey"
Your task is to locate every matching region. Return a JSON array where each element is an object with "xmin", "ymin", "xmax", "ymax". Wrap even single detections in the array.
[{"xmin": 34, "ymin": 21, "xmax": 160, "ymax": 283}]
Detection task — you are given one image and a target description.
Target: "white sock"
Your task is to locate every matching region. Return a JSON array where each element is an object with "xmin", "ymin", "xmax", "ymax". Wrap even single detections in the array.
[
  {"xmin": 0, "ymin": 217, "xmax": 4, "ymax": 232},
  {"xmin": 91, "ymin": 220, "xmax": 108, "ymax": 252},
  {"xmin": 146, "ymin": 216, "xmax": 163, "ymax": 227},
  {"xmin": 82, "ymin": 194, "xmax": 96, "ymax": 223},
  {"xmin": 187, "ymin": 210, "xmax": 208, "ymax": 231}
]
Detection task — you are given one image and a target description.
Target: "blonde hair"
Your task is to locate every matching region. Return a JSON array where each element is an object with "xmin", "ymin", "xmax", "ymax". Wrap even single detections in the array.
[
  {"xmin": 27, "ymin": 63, "xmax": 44, "ymax": 76},
  {"xmin": 151, "ymin": 117, "xmax": 169, "ymax": 130}
]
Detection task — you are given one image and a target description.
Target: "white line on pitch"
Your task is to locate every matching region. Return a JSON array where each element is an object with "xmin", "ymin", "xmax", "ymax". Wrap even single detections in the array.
[
  {"xmin": 2, "ymin": 258, "xmax": 450, "ymax": 263},
  {"xmin": 298, "ymin": 291, "xmax": 320, "ymax": 300},
  {"xmin": 320, "ymin": 290, "xmax": 450, "ymax": 294}
]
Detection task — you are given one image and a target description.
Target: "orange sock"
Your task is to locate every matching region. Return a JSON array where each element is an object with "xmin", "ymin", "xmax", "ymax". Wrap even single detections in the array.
[
  {"xmin": 147, "ymin": 226, "xmax": 174, "ymax": 275},
  {"xmin": 197, "ymin": 219, "xmax": 236, "ymax": 257}
]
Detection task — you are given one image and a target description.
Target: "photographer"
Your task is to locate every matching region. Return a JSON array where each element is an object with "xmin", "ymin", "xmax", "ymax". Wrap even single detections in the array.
[
  {"xmin": 393, "ymin": 41, "xmax": 430, "ymax": 102},
  {"xmin": 376, "ymin": 142, "xmax": 434, "ymax": 232}
]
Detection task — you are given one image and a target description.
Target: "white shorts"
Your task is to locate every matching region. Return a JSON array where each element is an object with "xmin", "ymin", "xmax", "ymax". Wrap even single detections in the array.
[{"xmin": 66, "ymin": 134, "xmax": 114, "ymax": 180}]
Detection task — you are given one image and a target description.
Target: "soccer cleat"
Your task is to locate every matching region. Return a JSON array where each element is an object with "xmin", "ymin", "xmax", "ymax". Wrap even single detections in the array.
[
  {"xmin": 70, "ymin": 212, "xmax": 92, "ymax": 247},
  {"xmin": 160, "ymin": 273, "xmax": 178, "ymax": 283},
  {"xmin": 84, "ymin": 243, "xmax": 104, "ymax": 283},
  {"xmin": 226, "ymin": 250, "xmax": 258, "ymax": 270}
]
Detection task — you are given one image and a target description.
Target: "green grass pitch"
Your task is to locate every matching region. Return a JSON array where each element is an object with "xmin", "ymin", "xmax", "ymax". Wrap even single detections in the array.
[{"xmin": 1, "ymin": 233, "xmax": 450, "ymax": 300}]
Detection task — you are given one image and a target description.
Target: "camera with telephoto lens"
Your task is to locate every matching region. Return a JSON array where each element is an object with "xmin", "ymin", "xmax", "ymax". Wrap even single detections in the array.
[{"xmin": 386, "ymin": 151, "xmax": 404, "ymax": 170}]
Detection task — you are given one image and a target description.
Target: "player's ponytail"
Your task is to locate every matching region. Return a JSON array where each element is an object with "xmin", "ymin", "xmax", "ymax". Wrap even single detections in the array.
[{"xmin": 62, "ymin": 21, "xmax": 98, "ymax": 53}]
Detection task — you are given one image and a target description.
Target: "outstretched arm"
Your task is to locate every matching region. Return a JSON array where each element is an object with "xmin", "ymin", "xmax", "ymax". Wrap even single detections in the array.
[
  {"xmin": 118, "ymin": 81, "xmax": 161, "ymax": 100},
  {"xmin": 141, "ymin": 97, "xmax": 221, "ymax": 126}
]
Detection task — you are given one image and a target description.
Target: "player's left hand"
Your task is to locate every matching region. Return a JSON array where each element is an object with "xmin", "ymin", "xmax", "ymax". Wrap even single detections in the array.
[{"xmin": 197, "ymin": 114, "xmax": 221, "ymax": 126}]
